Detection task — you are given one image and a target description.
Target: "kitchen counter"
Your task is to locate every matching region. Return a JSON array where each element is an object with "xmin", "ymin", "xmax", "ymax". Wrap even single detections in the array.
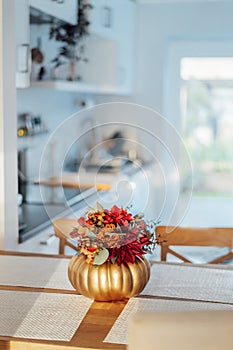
[
  {"xmin": 18, "ymin": 160, "xmax": 153, "ymax": 244},
  {"xmin": 18, "ymin": 187, "xmax": 98, "ymax": 243}
]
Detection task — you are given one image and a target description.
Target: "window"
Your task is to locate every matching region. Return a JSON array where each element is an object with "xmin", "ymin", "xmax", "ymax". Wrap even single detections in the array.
[{"xmin": 181, "ymin": 57, "xmax": 233, "ymax": 197}]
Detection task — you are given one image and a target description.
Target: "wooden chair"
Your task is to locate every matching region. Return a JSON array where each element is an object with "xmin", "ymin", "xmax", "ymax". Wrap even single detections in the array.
[
  {"xmin": 53, "ymin": 218, "xmax": 79, "ymax": 255},
  {"xmin": 156, "ymin": 226, "xmax": 233, "ymax": 264}
]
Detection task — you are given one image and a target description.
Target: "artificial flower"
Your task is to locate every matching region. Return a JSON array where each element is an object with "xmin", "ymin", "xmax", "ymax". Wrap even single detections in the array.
[{"xmin": 69, "ymin": 203, "xmax": 157, "ymax": 266}]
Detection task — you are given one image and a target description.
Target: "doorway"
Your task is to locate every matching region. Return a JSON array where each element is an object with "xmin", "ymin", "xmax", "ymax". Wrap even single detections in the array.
[
  {"xmin": 164, "ymin": 41, "xmax": 233, "ymax": 227},
  {"xmin": 181, "ymin": 57, "xmax": 233, "ymax": 197}
]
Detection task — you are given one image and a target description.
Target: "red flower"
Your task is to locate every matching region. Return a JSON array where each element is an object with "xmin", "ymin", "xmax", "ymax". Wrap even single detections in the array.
[
  {"xmin": 69, "ymin": 204, "xmax": 157, "ymax": 266},
  {"xmin": 70, "ymin": 229, "xmax": 78, "ymax": 239},
  {"xmin": 85, "ymin": 220, "xmax": 93, "ymax": 226},
  {"xmin": 78, "ymin": 217, "xmax": 86, "ymax": 225},
  {"xmin": 108, "ymin": 234, "xmax": 150, "ymax": 265},
  {"xmin": 110, "ymin": 205, "xmax": 121, "ymax": 214},
  {"xmin": 130, "ymin": 228, "xmax": 140, "ymax": 235},
  {"xmin": 105, "ymin": 205, "xmax": 134, "ymax": 227},
  {"xmin": 87, "ymin": 247, "xmax": 98, "ymax": 253}
]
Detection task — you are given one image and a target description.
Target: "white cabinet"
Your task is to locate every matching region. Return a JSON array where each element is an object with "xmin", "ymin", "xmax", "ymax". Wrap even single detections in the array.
[
  {"xmin": 88, "ymin": 0, "xmax": 118, "ymax": 40},
  {"xmin": 115, "ymin": 0, "xmax": 136, "ymax": 94},
  {"xmin": 77, "ymin": 36, "xmax": 118, "ymax": 87},
  {"xmin": 28, "ymin": 0, "xmax": 136, "ymax": 95},
  {"xmin": 88, "ymin": 0, "xmax": 136, "ymax": 94},
  {"xmin": 29, "ymin": 0, "xmax": 78, "ymax": 25},
  {"xmin": 16, "ymin": 0, "xmax": 30, "ymax": 88}
]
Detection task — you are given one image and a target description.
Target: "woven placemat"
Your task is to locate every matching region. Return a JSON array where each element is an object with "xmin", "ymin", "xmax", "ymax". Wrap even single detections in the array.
[
  {"xmin": 104, "ymin": 298, "xmax": 233, "ymax": 345},
  {"xmin": 0, "ymin": 290, "xmax": 92, "ymax": 341},
  {"xmin": 142, "ymin": 263, "xmax": 233, "ymax": 303},
  {"xmin": 0, "ymin": 255, "xmax": 73, "ymax": 290}
]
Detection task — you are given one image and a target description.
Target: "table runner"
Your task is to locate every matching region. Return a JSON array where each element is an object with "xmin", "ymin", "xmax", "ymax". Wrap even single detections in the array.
[
  {"xmin": 1, "ymin": 256, "xmax": 233, "ymax": 303},
  {"xmin": 0, "ymin": 290, "xmax": 92, "ymax": 341},
  {"xmin": 142, "ymin": 263, "xmax": 233, "ymax": 303},
  {"xmin": 104, "ymin": 298, "xmax": 233, "ymax": 345},
  {"xmin": 0, "ymin": 255, "xmax": 73, "ymax": 290}
]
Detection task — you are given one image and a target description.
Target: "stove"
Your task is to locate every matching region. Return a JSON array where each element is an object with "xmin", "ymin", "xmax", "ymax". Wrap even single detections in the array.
[{"xmin": 18, "ymin": 184, "xmax": 97, "ymax": 243}]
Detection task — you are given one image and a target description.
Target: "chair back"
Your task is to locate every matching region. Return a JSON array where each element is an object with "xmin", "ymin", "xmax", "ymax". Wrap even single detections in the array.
[
  {"xmin": 156, "ymin": 226, "xmax": 233, "ymax": 264},
  {"xmin": 53, "ymin": 218, "xmax": 79, "ymax": 255}
]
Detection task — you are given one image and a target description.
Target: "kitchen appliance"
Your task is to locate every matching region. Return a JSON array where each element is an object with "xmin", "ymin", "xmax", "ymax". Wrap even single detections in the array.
[
  {"xmin": 18, "ymin": 193, "xmax": 27, "ymax": 232},
  {"xmin": 18, "ymin": 183, "xmax": 97, "ymax": 243},
  {"xmin": 17, "ymin": 149, "xmax": 97, "ymax": 242}
]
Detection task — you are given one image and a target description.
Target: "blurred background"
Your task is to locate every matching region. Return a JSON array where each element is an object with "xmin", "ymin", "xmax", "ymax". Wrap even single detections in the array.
[{"xmin": 1, "ymin": 0, "xmax": 233, "ymax": 251}]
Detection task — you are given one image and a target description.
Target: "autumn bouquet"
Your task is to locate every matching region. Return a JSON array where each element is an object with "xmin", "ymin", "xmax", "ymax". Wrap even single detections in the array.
[{"xmin": 70, "ymin": 203, "xmax": 157, "ymax": 266}]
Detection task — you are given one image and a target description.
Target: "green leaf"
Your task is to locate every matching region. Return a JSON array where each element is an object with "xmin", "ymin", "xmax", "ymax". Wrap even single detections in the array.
[
  {"xmin": 116, "ymin": 224, "xmax": 122, "ymax": 233},
  {"xmin": 86, "ymin": 229, "xmax": 97, "ymax": 238},
  {"xmin": 87, "ymin": 205, "xmax": 95, "ymax": 212},
  {"xmin": 110, "ymin": 256, "xmax": 117, "ymax": 264},
  {"xmin": 96, "ymin": 202, "xmax": 104, "ymax": 212},
  {"xmin": 93, "ymin": 248, "xmax": 109, "ymax": 266}
]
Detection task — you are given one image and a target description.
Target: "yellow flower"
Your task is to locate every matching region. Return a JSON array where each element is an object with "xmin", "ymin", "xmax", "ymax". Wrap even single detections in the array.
[{"xmin": 106, "ymin": 223, "xmax": 116, "ymax": 230}]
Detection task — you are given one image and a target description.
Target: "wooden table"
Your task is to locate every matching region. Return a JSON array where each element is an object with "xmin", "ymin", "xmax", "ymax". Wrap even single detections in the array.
[{"xmin": 0, "ymin": 251, "xmax": 233, "ymax": 350}]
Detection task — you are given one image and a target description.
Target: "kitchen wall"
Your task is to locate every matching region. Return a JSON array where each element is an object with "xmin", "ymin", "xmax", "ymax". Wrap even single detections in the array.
[
  {"xmin": 134, "ymin": 1, "xmax": 233, "ymax": 115},
  {"xmin": 1, "ymin": 0, "xmax": 18, "ymax": 250},
  {"xmin": 128, "ymin": 1, "xmax": 233, "ymax": 227},
  {"xmin": 17, "ymin": 22, "xmax": 98, "ymax": 184},
  {"xmin": 17, "ymin": 17, "xmax": 137, "ymax": 186},
  {"xmin": 18, "ymin": 1, "xmax": 233, "ymax": 143},
  {"xmin": 17, "ymin": 1, "xmax": 233, "ymax": 226}
]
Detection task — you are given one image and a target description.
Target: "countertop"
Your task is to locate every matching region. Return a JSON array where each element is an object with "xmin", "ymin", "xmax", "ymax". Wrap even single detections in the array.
[
  {"xmin": 18, "ymin": 188, "xmax": 98, "ymax": 243},
  {"xmin": 18, "ymin": 160, "xmax": 148, "ymax": 243}
]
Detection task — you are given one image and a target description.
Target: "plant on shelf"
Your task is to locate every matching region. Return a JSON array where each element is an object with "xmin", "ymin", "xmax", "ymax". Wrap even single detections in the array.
[{"xmin": 49, "ymin": 0, "xmax": 93, "ymax": 81}]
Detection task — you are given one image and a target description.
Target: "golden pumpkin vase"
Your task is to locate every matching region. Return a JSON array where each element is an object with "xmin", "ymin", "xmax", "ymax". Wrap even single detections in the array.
[{"xmin": 68, "ymin": 254, "xmax": 150, "ymax": 301}]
